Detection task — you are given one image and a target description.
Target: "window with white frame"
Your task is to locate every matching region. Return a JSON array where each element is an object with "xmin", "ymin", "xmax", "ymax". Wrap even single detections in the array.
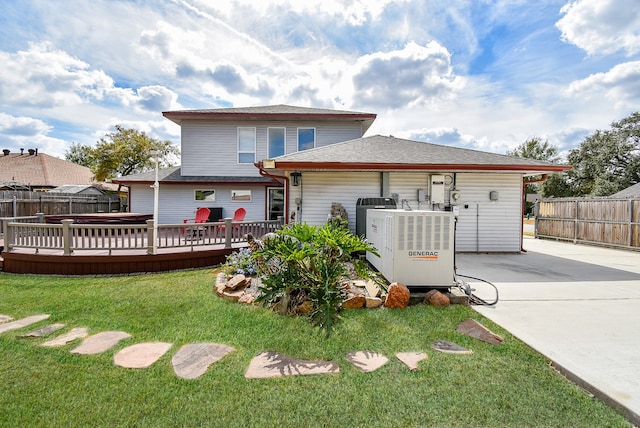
[
  {"xmin": 268, "ymin": 127, "xmax": 286, "ymax": 158},
  {"xmin": 238, "ymin": 127, "xmax": 256, "ymax": 163},
  {"xmin": 297, "ymin": 127, "xmax": 315, "ymax": 151}
]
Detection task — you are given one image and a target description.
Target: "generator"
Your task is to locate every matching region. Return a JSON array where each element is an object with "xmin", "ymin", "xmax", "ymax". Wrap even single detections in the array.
[{"xmin": 366, "ymin": 209, "xmax": 455, "ymax": 288}]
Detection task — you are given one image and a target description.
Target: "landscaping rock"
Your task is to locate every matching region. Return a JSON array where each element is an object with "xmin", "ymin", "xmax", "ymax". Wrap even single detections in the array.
[
  {"xmin": 352, "ymin": 279, "xmax": 367, "ymax": 288},
  {"xmin": 346, "ymin": 351, "xmax": 389, "ymax": 372},
  {"xmin": 245, "ymin": 351, "xmax": 339, "ymax": 379},
  {"xmin": 384, "ymin": 282, "xmax": 410, "ymax": 308},
  {"xmin": 457, "ymin": 318, "xmax": 504, "ymax": 345},
  {"xmin": 222, "ymin": 289, "xmax": 245, "ymax": 301},
  {"xmin": 396, "ymin": 352, "xmax": 427, "ymax": 371},
  {"xmin": 0, "ymin": 315, "xmax": 14, "ymax": 323},
  {"xmin": 238, "ymin": 293, "xmax": 256, "ymax": 304},
  {"xmin": 343, "ymin": 295, "xmax": 366, "ymax": 309},
  {"xmin": 20, "ymin": 323, "xmax": 66, "ymax": 338},
  {"xmin": 293, "ymin": 300, "xmax": 313, "ymax": 315},
  {"xmin": 71, "ymin": 331, "xmax": 132, "ymax": 355},
  {"xmin": 365, "ymin": 280, "xmax": 381, "ymax": 298},
  {"xmin": 431, "ymin": 340, "xmax": 473, "ymax": 355},
  {"xmin": 226, "ymin": 274, "xmax": 248, "ymax": 291},
  {"xmin": 215, "ymin": 281, "xmax": 227, "ymax": 296},
  {"xmin": 424, "ymin": 290, "xmax": 450, "ymax": 306},
  {"xmin": 41, "ymin": 327, "xmax": 89, "ymax": 347},
  {"xmin": 114, "ymin": 342, "xmax": 173, "ymax": 369},
  {"xmin": 0, "ymin": 314, "xmax": 50, "ymax": 334},
  {"xmin": 172, "ymin": 343, "xmax": 236, "ymax": 379},
  {"xmin": 447, "ymin": 287, "xmax": 470, "ymax": 305},
  {"xmin": 365, "ymin": 296, "xmax": 383, "ymax": 308}
]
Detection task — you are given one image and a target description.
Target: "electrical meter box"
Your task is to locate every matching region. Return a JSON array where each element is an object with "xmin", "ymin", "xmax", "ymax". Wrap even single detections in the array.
[{"xmin": 366, "ymin": 209, "xmax": 455, "ymax": 288}]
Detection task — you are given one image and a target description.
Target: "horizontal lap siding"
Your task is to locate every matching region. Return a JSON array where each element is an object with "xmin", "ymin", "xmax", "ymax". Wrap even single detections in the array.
[
  {"xmin": 129, "ymin": 183, "xmax": 267, "ymax": 224},
  {"xmin": 388, "ymin": 172, "xmax": 431, "ymax": 209},
  {"xmin": 454, "ymin": 173, "xmax": 522, "ymax": 252},
  {"xmin": 295, "ymin": 172, "xmax": 380, "ymax": 232}
]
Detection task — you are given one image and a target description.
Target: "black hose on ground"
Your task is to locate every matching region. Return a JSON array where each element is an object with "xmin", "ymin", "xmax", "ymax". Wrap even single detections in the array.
[{"xmin": 454, "ymin": 274, "xmax": 499, "ymax": 306}]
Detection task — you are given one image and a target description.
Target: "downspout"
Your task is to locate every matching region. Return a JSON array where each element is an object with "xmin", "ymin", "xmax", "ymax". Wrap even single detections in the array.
[
  {"xmin": 258, "ymin": 165, "xmax": 290, "ymax": 224},
  {"xmin": 521, "ymin": 174, "xmax": 547, "ymax": 252}
]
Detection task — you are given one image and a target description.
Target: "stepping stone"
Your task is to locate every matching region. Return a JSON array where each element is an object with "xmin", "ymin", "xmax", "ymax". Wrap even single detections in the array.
[
  {"xmin": 0, "ymin": 315, "xmax": 14, "ymax": 323},
  {"xmin": 245, "ymin": 351, "xmax": 339, "ymax": 379},
  {"xmin": 20, "ymin": 323, "xmax": 66, "ymax": 338},
  {"xmin": 172, "ymin": 343, "xmax": 236, "ymax": 379},
  {"xmin": 114, "ymin": 342, "xmax": 172, "ymax": 369},
  {"xmin": 71, "ymin": 331, "xmax": 132, "ymax": 355},
  {"xmin": 396, "ymin": 352, "xmax": 427, "ymax": 371},
  {"xmin": 345, "ymin": 351, "xmax": 389, "ymax": 373},
  {"xmin": 457, "ymin": 318, "xmax": 504, "ymax": 345},
  {"xmin": 0, "ymin": 314, "xmax": 50, "ymax": 334},
  {"xmin": 41, "ymin": 327, "xmax": 89, "ymax": 347},
  {"xmin": 431, "ymin": 340, "xmax": 473, "ymax": 355}
]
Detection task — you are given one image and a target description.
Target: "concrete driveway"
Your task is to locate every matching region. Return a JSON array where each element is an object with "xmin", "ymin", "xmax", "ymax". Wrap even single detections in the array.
[{"xmin": 456, "ymin": 238, "xmax": 640, "ymax": 425}]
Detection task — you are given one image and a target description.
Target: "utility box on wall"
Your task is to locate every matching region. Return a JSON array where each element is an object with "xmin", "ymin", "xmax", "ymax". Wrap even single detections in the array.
[
  {"xmin": 366, "ymin": 209, "xmax": 455, "ymax": 288},
  {"xmin": 430, "ymin": 175, "xmax": 445, "ymax": 204}
]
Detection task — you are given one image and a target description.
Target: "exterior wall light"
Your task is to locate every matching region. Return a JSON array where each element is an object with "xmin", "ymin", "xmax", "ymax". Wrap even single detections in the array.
[{"xmin": 290, "ymin": 171, "xmax": 302, "ymax": 186}]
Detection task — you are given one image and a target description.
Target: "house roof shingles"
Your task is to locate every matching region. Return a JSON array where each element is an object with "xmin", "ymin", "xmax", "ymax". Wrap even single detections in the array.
[
  {"xmin": 0, "ymin": 152, "xmax": 94, "ymax": 188},
  {"xmin": 162, "ymin": 104, "xmax": 377, "ymax": 133},
  {"xmin": 267, "ymin": 135, "xmax": 571, "ymax": 175},
  {"xmin": 114, "ymin": 166, "xmax": 280, "ymax": 185}
]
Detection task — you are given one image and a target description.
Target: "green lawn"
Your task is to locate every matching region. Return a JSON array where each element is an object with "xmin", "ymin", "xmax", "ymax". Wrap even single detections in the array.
[{"xmin": 0, "ymin": 269, "xmax": 630, "ymax": 427}]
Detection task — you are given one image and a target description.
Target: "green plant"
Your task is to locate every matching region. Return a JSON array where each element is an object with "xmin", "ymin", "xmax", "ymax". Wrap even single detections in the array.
[
  {"xmin": 221, "ymin": 247, "xmax": 256, "ymax": 276},
  {"xmin": 255, "ymin": 219, "xmax": 380, "ymax": 336}
]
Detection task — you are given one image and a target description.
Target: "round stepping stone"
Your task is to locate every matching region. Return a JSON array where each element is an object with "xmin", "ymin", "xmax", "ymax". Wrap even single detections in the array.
[
  {"xmin": 41, "ymin": 327, "xmax": 89, "ymax": 347},
  {"xmin": 396, "ymin": 352, "xmax": 427, "ymax": 371},
  {"xmin": 114, "ymin": 342, "xmax": 172, "ymax": 369},
  {"xmin": 20, "ymin": 323, "xmax": 66, "ymax": 338},
  {"xmin": 172, "ymin": 343, "xmax": 236, "ymax": 379},
  {"xmin": 431, "ymin": 340, "xmax": 473, "ymax": 354},
  {"xmin": 0, "ymin": 314, "xmax": 50, "ymax": 334},
  {"xmin": 71, "ymin": 331, "xmax": 132, "ymax": 355},
  {"xmin": 245, "ymin": 351, "xmax": 339, "ymax": 379},
  {"xmin": 345, "ymin": 351, "xmax": 389, "ymax": 373},
  {"xmin": 0, "ymin": 315, "xmax": 14, "ymax": 323}
]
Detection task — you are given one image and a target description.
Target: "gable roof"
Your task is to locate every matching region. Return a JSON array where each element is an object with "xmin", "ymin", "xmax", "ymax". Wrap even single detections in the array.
[
  {"xmin": 114, "ymin": 166, "xmax": 280, "ymax": 186},
  {"xmin": 163, "ymin": 104, "xmax": 377, "ymax": 133},
  {"xmin": 610, "ymin": 182, "xmax": 640, "ymax": 198},
  {"xmin": 263, "ymin": 135, "xmax": 571, "ymax": 175},
  {"xmin": 0, "ymin": 151, "xmax": 95, "ymax": 188}
]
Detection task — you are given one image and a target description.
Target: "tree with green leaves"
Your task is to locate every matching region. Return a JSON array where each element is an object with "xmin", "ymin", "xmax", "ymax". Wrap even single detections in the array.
[
  {"xmin": 65, "ymin": 125, "xmax": 179, "ymax": 188},
  {"xmin": 564, "ymin": 112, "xmax": 640, "ymax": 196}
]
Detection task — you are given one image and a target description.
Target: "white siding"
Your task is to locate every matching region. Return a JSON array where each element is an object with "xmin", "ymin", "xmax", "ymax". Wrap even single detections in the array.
[
  {"xmin": 129, "ymin": 183, "xmax": 267, "ymax": 224},
  {"xmin": 388, "ymin": 172, "xmax": 431, "ymax": 209},
  {"xmin": 181, "ymin": 120, "xmax": 364, "ymax": 177},
  {"xmin": 294, "ymin": 172, "xmax": 380, "ymax": 232},
  {"xmin": 454, "ymin": 173, "xmax": 522, "ymax": 252}
]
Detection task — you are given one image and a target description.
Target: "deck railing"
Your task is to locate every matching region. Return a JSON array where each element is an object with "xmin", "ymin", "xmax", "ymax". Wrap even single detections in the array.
[{"xmin": 2, "ymin": 216, "xmax": 283, "ymax": 255}]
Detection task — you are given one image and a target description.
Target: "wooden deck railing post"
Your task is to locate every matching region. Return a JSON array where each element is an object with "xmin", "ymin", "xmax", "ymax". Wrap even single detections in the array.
[
  {"xmin": 224, "ymin": 218, "xmax": 232, "ymax": 249},
  {"xmin": 4, "ymin": 218, "xmax": 15, "ymax": 251},
  {"xmin": 62, "ymin": 219, "xmax": 73, "ymax": 255},
  {"xmin": 36, "ymin": 213, "xmax": 45, "ymax": 223},
  {"xmin": 147, "ymin": 219, "xmax": 156, "ymax": 255}
]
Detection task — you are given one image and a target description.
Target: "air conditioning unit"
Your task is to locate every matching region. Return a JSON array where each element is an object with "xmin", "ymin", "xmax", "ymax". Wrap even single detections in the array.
[{"xmin": 366, "ymin": 209, "xmax": 455, "ymax": 288}]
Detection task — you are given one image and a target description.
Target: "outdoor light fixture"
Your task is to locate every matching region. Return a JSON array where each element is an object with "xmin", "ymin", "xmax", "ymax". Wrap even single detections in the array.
[
  {"xmin": 290, "ymin": 171, "xmax": 302, "ymax": 186},
  {"xmin": 262, "ymin": 159, "xmax": 276, "ymax": 169}
]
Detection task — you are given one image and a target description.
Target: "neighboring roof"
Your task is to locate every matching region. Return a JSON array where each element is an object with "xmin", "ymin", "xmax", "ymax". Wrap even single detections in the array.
[
  {"xmin": 48, "ymin": 184, "xmax": 105, "ymax": 194},
  {"xmin": 162, "ymin": 104, "xmax": 377, "ymax": 134},
  {"xmin": 609, "ymin": 182, "xmax": 640, "ymax": 198},
  {"xmin": 0, "ymin": 151, "xmax": 95, "ymax": 187},
  {"xmin": 114, "ymin": 166, "xmax": 281, "ymax": 185},
  {"xmin": 264, "ymin": 135, "xmax": 571, "ymax": 175}
]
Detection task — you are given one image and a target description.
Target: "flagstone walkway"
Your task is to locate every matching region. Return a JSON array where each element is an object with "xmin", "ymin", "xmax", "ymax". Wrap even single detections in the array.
[{"xmin": 1, "ymin": 313, "xmax": 500, "ymax": 379}]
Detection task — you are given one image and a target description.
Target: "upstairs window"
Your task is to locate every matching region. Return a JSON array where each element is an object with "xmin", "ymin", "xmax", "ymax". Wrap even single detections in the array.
[
  {"xmin": 238, "ymin": 127, "xmax": 256, "ymax": 164},
  {"xmin": 268, "ymin": 127, "xmax": 286, "ymax": 158},
  {"xmin": 297, "ymin": 127, "xmax": 315, "ymax": 151}
]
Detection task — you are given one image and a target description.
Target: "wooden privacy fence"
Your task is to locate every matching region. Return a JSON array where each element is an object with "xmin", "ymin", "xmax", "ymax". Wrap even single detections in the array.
[
  {"xmin": 0, "ymin": 190, "xmax": 120, "ymax": 217},
  {"xmin": 535, "ymin": 198, "xmax": 640, "ymax": 250}
]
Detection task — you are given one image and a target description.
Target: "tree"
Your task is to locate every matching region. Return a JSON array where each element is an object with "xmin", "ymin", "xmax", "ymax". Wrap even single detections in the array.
[
  {"xmin": 565, "ymin": 112, "xmax": 640, "ymax": 196},
  {"xmin": 66, "ymin": 125, "xmax": 180, "ymax": 188}
]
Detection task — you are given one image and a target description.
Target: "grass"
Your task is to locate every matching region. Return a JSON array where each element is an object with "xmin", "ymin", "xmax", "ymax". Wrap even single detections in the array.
[{"xmin": 0, "ymin": 269, "xmax": 631, "ymax": 427}]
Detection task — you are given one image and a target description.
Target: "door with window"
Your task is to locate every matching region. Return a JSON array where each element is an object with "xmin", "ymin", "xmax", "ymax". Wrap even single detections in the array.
[{"xmin": 267, "ymin": 187, "xmax": 285, "ymax": 221}]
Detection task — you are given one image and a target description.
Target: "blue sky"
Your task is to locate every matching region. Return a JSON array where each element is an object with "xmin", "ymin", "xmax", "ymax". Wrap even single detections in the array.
[{"xmin": 0, "ymin": 0, "xmax": 638, "ymax": 159}]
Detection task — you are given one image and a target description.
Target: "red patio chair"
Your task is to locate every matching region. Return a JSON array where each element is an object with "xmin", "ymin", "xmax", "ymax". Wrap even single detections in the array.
[
  {"xmin": 183, "ymin": 207, "xmax": 211, "ymax": 239},
  {"xmin": 217, "ymin": 207, "xmax": 246, "ymax": 236}
]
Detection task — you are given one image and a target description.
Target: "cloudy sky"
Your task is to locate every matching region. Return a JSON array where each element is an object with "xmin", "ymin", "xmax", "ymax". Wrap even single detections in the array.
[{"xmin": 1, "ymin": 0, "xmax": 638, "ymax": 160}]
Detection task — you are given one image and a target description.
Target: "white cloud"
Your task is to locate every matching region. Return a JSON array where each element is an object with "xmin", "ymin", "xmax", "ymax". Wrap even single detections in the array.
[
  {"xmin": 556, "ymin": 0, "xmax": 640, "ymax": 56},
  {"xmin": 565, "ymin": 61, "xmax": 640, "ymax": 108},
  {"xmin": 0, "ymin": 113, "xmax": 51, "ymax": 136},
  {"xmin": 350, "ymin": 41, "xmax": 465, "ymax": 109}
]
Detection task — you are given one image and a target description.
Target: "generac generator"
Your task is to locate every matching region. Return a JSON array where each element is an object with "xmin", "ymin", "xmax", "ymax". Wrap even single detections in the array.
[{"xmin": 365, "ymin": 209, "xmax": 455, "ymax": 288}]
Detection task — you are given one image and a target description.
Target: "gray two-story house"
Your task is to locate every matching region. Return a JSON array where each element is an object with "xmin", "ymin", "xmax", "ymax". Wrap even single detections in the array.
[{"xmin": 117, "ymin": 104, "xmax": 569, "ymax": 252}]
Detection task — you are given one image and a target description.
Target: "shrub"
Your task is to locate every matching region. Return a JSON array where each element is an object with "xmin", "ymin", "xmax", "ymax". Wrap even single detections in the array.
[{"xmin": 222, "ymin": 247, "xmax": 256, "ymax": 276}]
